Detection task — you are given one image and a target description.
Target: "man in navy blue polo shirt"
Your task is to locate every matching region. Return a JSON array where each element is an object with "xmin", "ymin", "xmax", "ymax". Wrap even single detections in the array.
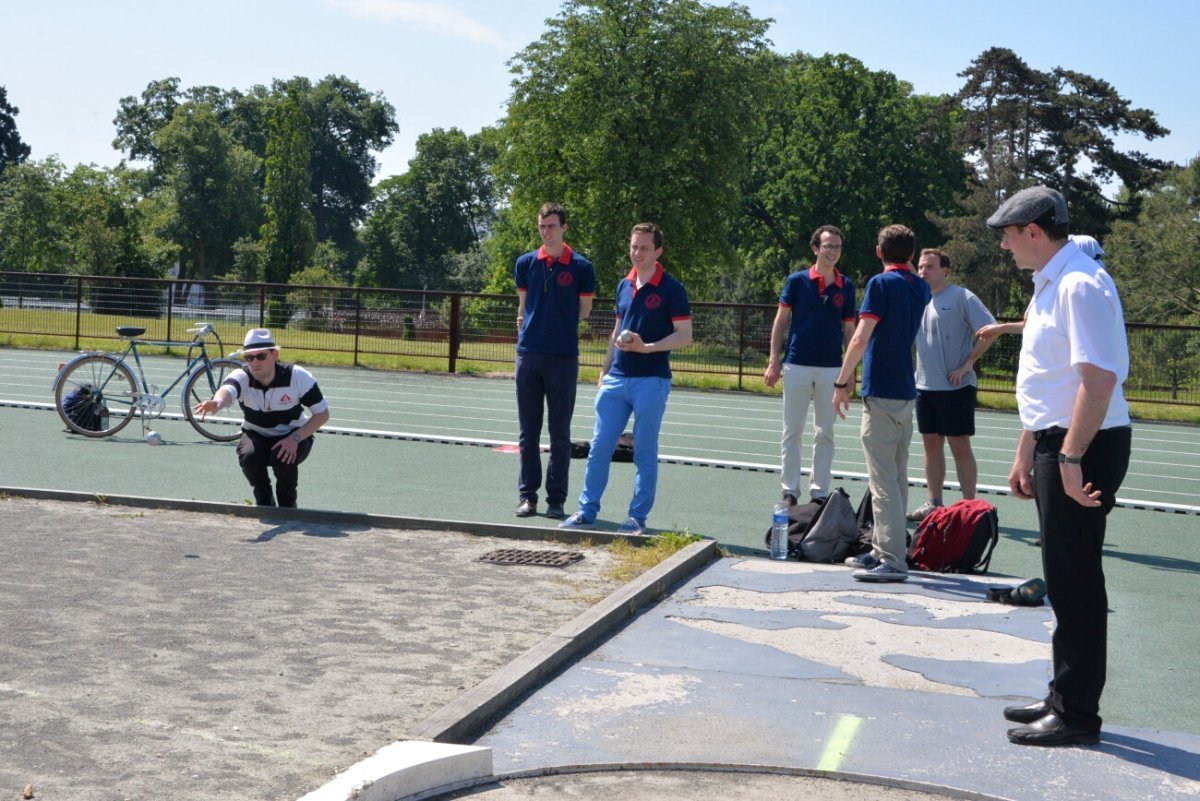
[
  {"xmin": 560, "ymin": 222, "xmax": 692, "ymax": 534},
  {"xmin": 764, "ymin": 224, "xmax": 857, "ymax": 505},
  {"xmin": 833, "ymin": 224, "xmax": 931, "ymax": 582},
  {"xmin": 514, "ymin": 202, "xmax": 596, "ymax": 519}
]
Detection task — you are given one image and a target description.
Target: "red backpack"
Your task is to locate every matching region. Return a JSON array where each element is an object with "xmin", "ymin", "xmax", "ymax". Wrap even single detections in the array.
[{"xmin": 907, "ymin": 499, "xmax": 999, "ymax": 573}]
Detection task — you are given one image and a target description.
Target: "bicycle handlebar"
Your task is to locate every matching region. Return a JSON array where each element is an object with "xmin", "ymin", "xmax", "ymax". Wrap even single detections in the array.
[{"xmin": 186, "ymin": 323, "xmax": 215, "ymax": 336}]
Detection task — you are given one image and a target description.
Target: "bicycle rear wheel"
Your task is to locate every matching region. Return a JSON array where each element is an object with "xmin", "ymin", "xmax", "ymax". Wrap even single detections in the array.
[
  {"xmin": 53, "ymin": 354, "xmax": 139, "ymax": 437},
  {"xmin": 183, "ymin": 358, "xmax": 244, "ymax": 442}
]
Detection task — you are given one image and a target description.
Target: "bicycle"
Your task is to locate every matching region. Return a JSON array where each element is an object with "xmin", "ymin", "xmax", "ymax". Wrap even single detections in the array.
[{"xmin": 52, "ymin": 323, "xmax": 245, "ymax": 442}]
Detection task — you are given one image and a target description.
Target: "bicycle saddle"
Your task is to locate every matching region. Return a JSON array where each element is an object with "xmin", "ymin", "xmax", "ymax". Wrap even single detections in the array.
[{"xmin": 116, "ymin": 326, "xmax": 146, "ymax": 338}]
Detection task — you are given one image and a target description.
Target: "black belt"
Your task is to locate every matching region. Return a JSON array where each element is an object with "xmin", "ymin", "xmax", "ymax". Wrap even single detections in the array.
[{"xmin": 1032, "ymin": 426, "xmax": 1068, "ymax": 440}]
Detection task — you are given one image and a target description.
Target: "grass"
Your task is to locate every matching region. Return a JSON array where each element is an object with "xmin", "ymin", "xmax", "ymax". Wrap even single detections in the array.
[
  {"xmin": 4, "ymin": 307, "xmax": 1199, "ymax": 423},
  {"xmin": 603, "ymin": 529, "xmax": 704, "ymax": 584}
]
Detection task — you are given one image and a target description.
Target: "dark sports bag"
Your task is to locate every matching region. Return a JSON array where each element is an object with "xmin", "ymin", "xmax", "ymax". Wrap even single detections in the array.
[
  {"xmin": 570, "ymin": 432, "xmax": 634, "ymax": 461},
  {"xmin": 762, "ymin": 488, "xmax": 860, "ymax": 562},
  {"xmin": 763, "ymin": 495, "xmax": 828, "ymax": 559},
  {"xmin": 61, "ymin": 384, "xmax": 103, "ymax": 432},
  {"xmin": 907, "ymin": 499, "xmax": 999, "ymax": 573}
]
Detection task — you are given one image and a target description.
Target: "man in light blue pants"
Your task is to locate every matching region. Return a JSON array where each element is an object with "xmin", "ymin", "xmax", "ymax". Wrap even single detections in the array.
[{"xmin": 561, "ymin": 222, "xmax": 693, "ymax": 535}]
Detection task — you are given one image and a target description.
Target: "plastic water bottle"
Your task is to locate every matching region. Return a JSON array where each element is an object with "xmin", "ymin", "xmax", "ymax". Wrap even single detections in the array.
[{"xmin": 770, "ymin": 499, "xmax": 790, "ymax": 560}]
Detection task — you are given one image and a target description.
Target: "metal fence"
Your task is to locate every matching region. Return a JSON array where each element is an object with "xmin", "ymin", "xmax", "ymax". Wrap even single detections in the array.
[{"xmin": 2, "ymin": 271, "xmax": 1197, "ymax": 405}]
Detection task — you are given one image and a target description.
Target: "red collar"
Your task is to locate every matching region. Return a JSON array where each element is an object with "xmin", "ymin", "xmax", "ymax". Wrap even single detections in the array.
[
  {"xmin": 537, "ymin": 243, "xmax": 574, "ymax": 265},
  {"xmin": 625, "ymin": 262, "xmax": 664, "ymax": 287},
  {"xmin": 808, "ymin": 265, "xmax": 844, "ymax": 291},
  {"xmin": 884, "ymin": 263, "xmax": 914, "ymax": 273}
]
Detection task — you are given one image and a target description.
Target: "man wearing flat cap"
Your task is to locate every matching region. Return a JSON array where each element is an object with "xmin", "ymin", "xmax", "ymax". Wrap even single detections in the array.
[
  {"xmin": 987, "ymin": 186, "xmax": 1131, "ymax": 747},
  {"xmin": 193, "ymin": 328, "xmax": 330, "ymax": 507}
]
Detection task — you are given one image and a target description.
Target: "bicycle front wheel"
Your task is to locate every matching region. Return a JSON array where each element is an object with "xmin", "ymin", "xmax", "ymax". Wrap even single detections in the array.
[
  {"xmin": 183, "ymin": 357, "xmax": 244, "ymax": 442},
  {"xmin": 53, "ymin": 354, "xmax": 139, "ymax": 437}
]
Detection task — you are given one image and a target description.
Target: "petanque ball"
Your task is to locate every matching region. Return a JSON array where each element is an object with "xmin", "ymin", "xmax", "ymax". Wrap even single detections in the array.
[{"xmin": 145, "ymin": 431, "xmax": 162, "ymax": 446}]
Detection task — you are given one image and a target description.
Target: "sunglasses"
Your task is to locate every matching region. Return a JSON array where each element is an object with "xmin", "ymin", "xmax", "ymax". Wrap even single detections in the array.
[{"xmin": 243, "ymin": 350, "xmax": 273, "ymax": 362}]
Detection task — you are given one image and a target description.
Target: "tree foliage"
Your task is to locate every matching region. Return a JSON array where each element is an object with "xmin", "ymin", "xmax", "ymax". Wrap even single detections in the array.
[
  {"xmin": 937, "ymin": 47, "xmax": 1171, "ymax": 312},
  {"xmin": 737, "ymin": 53, "xmax": 967, "ymax": 299},
  {"xmin": 260, "ymin": 96, "xmax": 316, "ymax": 285},
  {"xmin": 0, "ymin": 86, "xmax": 32, "ymax": 178},
  {"xmin": 0, "ymin": 158, "xmax": 66, "ymax": 272},
  {"xmin": 490, "ymin": 0, "xmax": 771, "ymax": 297},
  {"xmin": 1106, "ymin": 156, "xmax": 1200, "ymax": 319},
  {"xmin": 152, "ymin": 103, "xmax": 261, "ymax": 282},
  {"xmin": 359, "ymin": 127, "xmax": 497, "ymax": 290}
]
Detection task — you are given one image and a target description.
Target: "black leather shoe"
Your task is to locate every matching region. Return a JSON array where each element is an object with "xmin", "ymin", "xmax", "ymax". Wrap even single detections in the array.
[
  {"xmin": 544, "ymin": 502, "xmax": 566, "ymax": 520},
  {"xmin": 515, "ymin": 499, "xmax": 536, "ymax": 518},
  {"xmin": 1004, "ymin": 699, "xmax": 1050, "ymax": 724},
  {"xmin": 1008, "ymin": 712, "xmax": 1100, "ymax": 747}
]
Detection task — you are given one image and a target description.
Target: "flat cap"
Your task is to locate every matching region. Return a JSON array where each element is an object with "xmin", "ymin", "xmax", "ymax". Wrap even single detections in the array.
[{"xmin": 986, "ymin": 186, "xmax": 1069, "ymax": 229}]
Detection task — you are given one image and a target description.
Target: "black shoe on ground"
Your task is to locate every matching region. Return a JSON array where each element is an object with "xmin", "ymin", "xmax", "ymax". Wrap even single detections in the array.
[
  {"xmin": 1003, "ymin": 700, "xmax": 1050, "ymax": 724},
  {"xmin": 515, "ymin": 499, "xmax": 536, "ymax": 517},
  {"xmin": 1007, "ymin": 712, "xmax": 1100, "ymax": 747},
  {"xmin": 545, "ymin": 502, "xmax": 566, "ymax": 519}
]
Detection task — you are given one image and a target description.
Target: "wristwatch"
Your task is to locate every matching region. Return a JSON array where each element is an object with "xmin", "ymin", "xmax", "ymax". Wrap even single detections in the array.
[
  {"xmin": 290, "ymin": 431, "xmax": 303, "ymax": 444},
  {"xmin": 1057, "ymin": 452, "xmax": 1082, "ymax": 465},
  {"xmin": 833, "ymin": 382, "xmax": 849, "ymax": 389}
]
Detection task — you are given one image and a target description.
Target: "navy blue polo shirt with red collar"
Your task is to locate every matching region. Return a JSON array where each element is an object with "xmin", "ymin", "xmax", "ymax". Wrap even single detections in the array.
[
  {"xmin": 780, "ymin": 265, "xmax": 857, "ymax": 368},
  {"xmin": 859, "ymin": 264, "xmax": 931, "ymax": 400},
  {"xmin": 611, "ymin": 262, "xmax": 691, "ymax": 380},
  {"xmin": 515, "ymin": 243, "xmax": 595, "ymax": 357}
]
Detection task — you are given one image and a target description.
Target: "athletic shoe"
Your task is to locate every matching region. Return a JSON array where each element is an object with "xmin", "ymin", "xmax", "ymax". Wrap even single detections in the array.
[
  {"xmin": 782, "ymin": 492, "xmax": 798, "ymax": 507},
  {"xmin": 558, "ymin": 512, "xmax": 594, "ymax": 529},
  {"xmin": 844, "ymin": 552, "xmax": 880, "ymax": 570},
  {"xmin": 616, "ymin": 517, "xmax": 645, "ymax": 534},
  {"xmin": 853, "ymin": 562, "xmax": 909, "ymax": 583},
  {"xmin": 906, "ymin": 499, "xmax": 943, "ymax": 522}
]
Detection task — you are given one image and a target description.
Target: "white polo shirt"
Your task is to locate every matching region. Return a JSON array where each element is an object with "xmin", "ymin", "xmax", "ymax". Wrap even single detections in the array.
[{"xmin": 1016, "ymin": 241, "xmax": 1130, "ymax": 432}]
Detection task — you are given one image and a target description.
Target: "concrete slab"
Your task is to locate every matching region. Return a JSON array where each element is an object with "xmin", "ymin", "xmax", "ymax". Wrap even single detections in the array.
[{"xmin": 475, "ymin": 558, "xmax": 1200, "ymax": 801}]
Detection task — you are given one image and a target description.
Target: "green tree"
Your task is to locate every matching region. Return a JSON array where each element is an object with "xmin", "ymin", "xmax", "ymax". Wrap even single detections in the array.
[
  {"xmin": 937, "ymin": 47, "xmax": 1170, "ymax": 311},
  {"xmin": 0, "ymin": 86, "xmax": 32, "ymax": 177},
  {"xmin": 260, "ymin": 96, "xmax": 316, "ymax": 286},
  {"xmin": 736, "ymin": 53, "xmax": 967, "ymax": 298},
  {"xmin": 277, "ymin": 75, "xmax": 397, "ymax": 271},
  {"xmin": 359, "ymin": 127, "xmax": 497, "ymax": 290},
  {"xmin": 153, "ymin": 103, "xmax": 261, "ymax": 284},
  {"xmin": 1106, "ymin": 156, "xmax": 1200, "ymax": 320},
  {"xmin": 490, "ymin": 0, "xmax": 771, "ymax": 298},
  {"xmin": 0, "ymin": 158, "xmax": 65, "ymax": 272}
]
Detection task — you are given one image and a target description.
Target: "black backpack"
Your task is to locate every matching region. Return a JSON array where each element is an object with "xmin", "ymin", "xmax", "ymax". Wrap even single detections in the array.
[{"xmin": 61, "ymin": 384, "xmax": 103, "ymax": 432}]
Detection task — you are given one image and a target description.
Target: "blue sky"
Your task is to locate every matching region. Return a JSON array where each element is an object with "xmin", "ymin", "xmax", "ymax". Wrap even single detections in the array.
[{"xmin": 5, "ymin": 0, "xmax": 1198, "ymax": 183}]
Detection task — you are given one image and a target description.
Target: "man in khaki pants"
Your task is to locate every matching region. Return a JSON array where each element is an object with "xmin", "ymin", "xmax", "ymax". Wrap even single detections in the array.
[{"xmin": 833, "ymin": 225, "xmax": 931, "ymax": 582}]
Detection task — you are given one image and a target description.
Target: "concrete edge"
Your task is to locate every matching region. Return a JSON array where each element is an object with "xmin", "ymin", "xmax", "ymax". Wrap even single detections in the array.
[
  {"xmin": 0, "ymin": 486, "xmax": 655, "ymax": 546},
  {"xmin": 459, "ymin": 762, "xmax": 1013, "ymax": 801},
  {"xmin": 295, "ymin": 741, "xmax": 492, "ymax": 801},
  {"xmin": 408, "ymin": 538, "xmax": 720, "ymax": 744}
]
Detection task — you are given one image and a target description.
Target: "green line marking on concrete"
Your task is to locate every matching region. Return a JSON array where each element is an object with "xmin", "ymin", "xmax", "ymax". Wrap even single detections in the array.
[{"xmin": 817, "ymin": 714, "xmax": 862, "ymax": 772}]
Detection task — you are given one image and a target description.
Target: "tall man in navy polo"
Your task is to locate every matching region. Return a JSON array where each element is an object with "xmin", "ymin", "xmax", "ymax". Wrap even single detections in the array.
[
  {"xmin": 833, "ymin": 225, "xmax": 931, "ymax": 582},
  {"xmin": 514, "ymin": 202, "xmax": 596, "ymax": 519},
  {"xmin": 764, "ymin": 224, "xmax": 856, "ymax": 504},
  {"xmin": 561, "ymin": 222, "xmax": 692, "ymax": 534}
]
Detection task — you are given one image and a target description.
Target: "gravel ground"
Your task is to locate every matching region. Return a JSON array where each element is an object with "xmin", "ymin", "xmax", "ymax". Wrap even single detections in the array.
[{"xmin": 0, "ymin": 496, "xmax": 621, "ymax": 801}]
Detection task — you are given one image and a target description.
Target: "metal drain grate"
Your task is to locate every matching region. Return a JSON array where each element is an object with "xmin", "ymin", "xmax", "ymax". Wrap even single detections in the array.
[{"xmin": 478, "ymin": 549, "xmax": 584, "ymax": 568}]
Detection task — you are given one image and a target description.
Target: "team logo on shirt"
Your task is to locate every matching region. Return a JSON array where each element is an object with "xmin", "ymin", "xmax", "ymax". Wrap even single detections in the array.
[
  {"xmin": 644, "ymin": 293, "xmax": 662, "ymax": 309},
  {"xmin": 281, "ymin": 394, "xmax": 292, "ymax": 403},
  {"xmin": 557, "ymin": 271, "xmax": 574, "ymax": 287},
  {"xmin": 832, "ymin": 294, "xmax": 844, "ymax": 308}
]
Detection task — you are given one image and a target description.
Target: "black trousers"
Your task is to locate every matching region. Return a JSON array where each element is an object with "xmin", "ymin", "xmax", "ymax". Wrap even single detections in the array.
[
  {"xmin": 1033, "ymin": 425, "xmax": 1131, "ymax": 732},
  {"xmin": 237, "ymin": 430, "xmax": 314, "ymax": 507},
  {"xmin": 515, "ymin": 352, "xmax": 579, "ymax": 506}
]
